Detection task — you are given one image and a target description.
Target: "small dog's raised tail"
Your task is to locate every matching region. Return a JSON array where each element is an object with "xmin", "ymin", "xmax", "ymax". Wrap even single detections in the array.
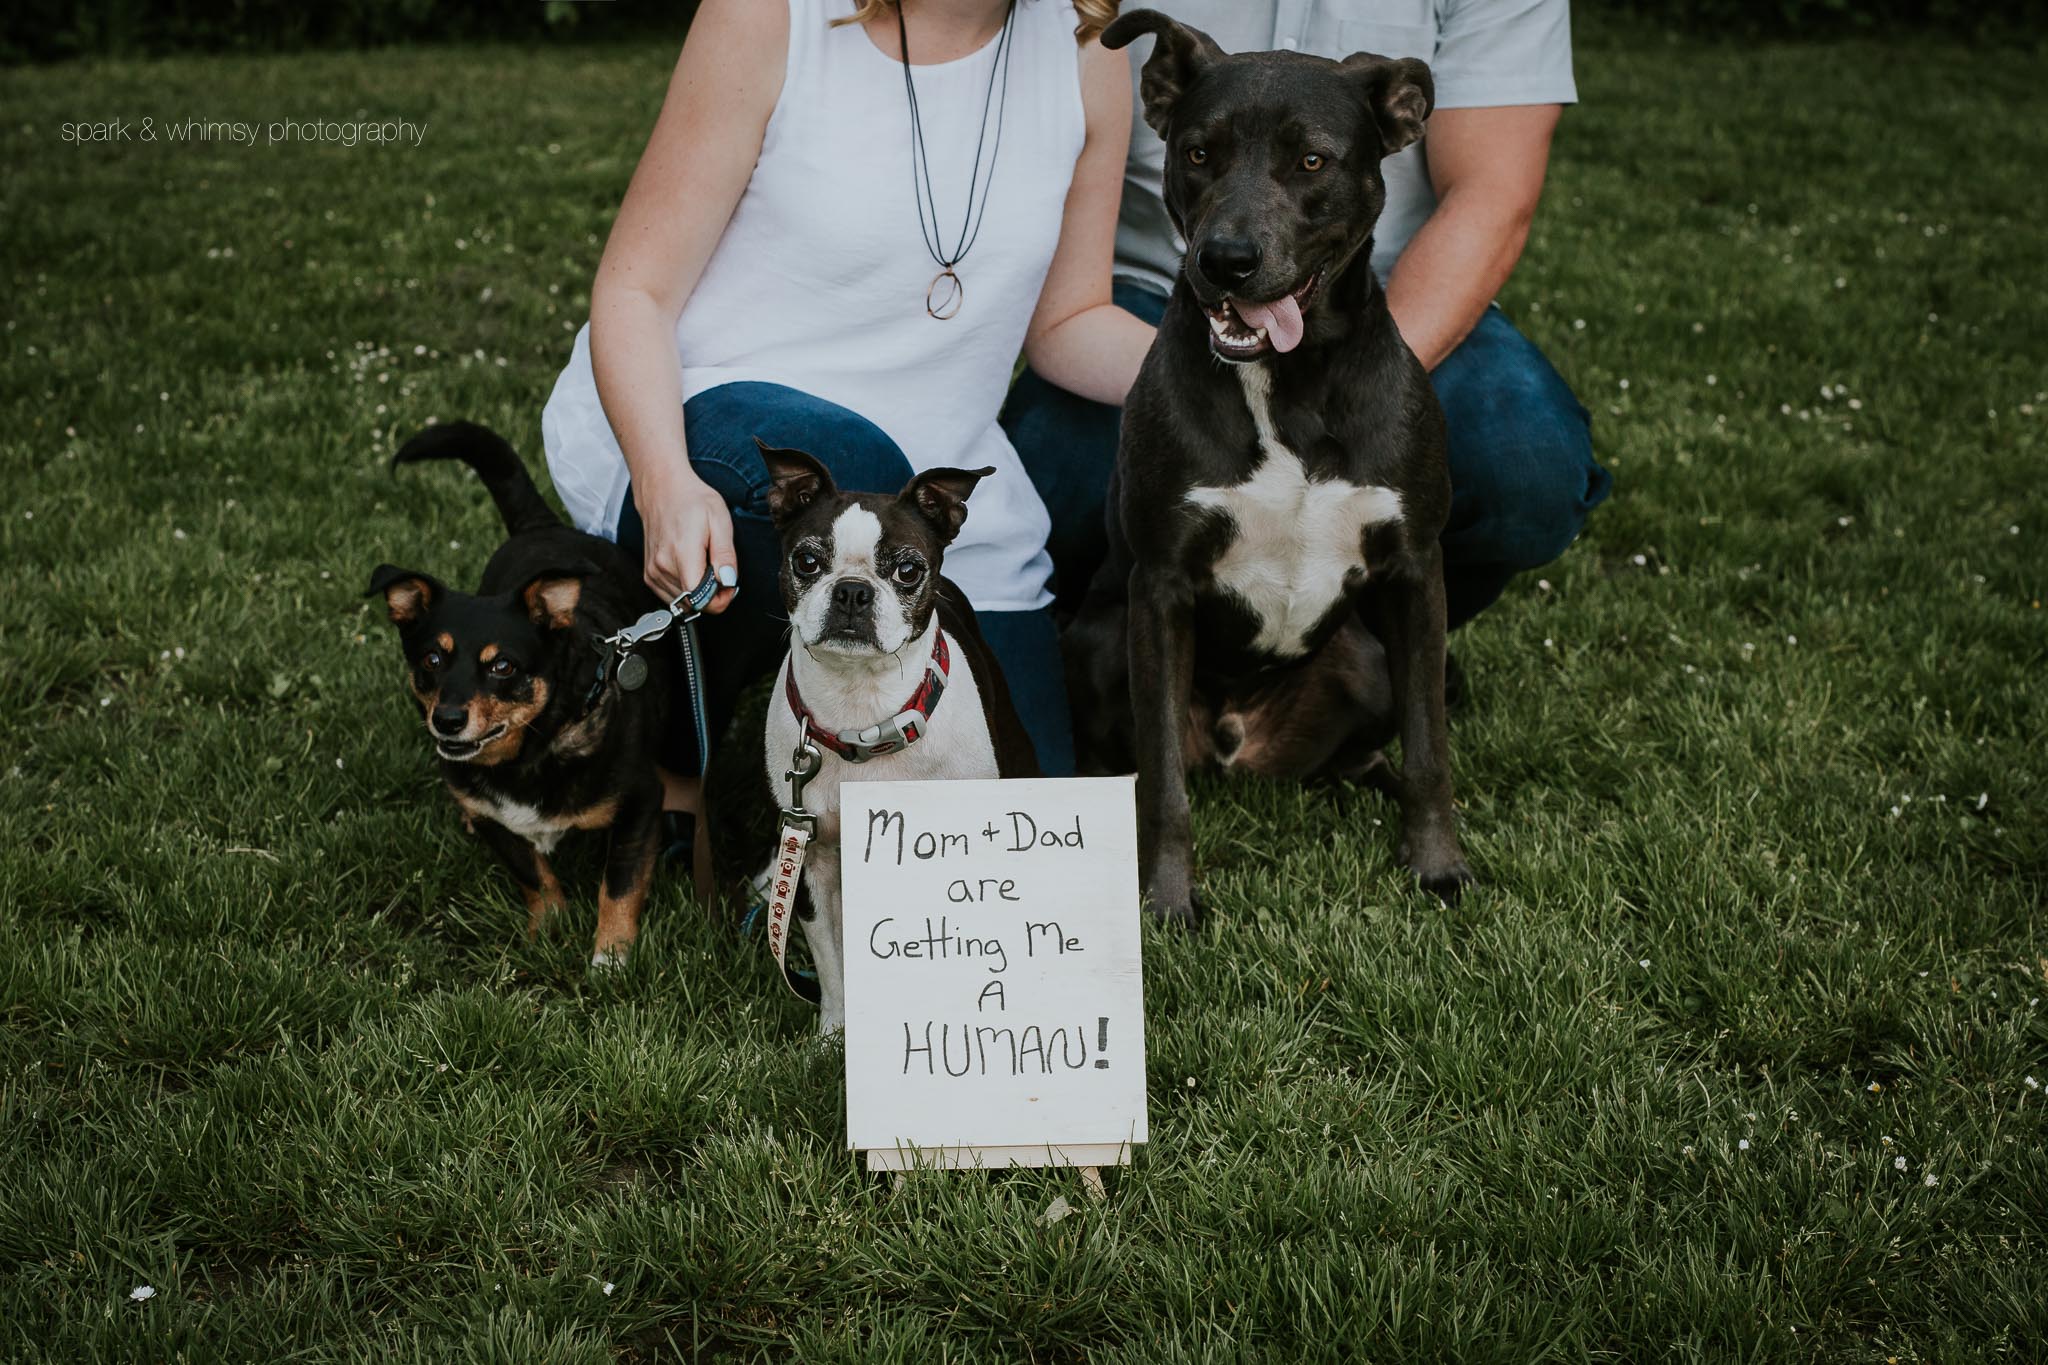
[{"xmin": 393, "ymin": 421, "xmax": 561, "ymax": 536}]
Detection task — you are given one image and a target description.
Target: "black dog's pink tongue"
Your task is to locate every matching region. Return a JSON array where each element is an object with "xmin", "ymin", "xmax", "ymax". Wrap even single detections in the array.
[{"xmin": 1233, "ymin": 293, "xmax": 1304, "ymax": 353}]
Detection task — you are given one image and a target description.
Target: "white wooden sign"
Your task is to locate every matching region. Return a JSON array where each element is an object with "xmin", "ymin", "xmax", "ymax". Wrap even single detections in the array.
[{"xmin": 839, "ymin": 776, "xmax": 1148, "ymax": 1172}]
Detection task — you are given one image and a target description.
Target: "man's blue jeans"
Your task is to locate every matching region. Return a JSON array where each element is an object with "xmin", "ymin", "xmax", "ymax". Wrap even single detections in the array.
[
  {"xmin": 616, "ymin": 382, "xmax": 1077, "ymax": 778},
  {"xmin": 999, "ymin": 282, "xmax": 1612, "ymax": 628}
]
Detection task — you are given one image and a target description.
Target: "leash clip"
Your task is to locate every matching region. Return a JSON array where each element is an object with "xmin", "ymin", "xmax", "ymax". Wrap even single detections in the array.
[{"xmin": 780, "ymin": 732, "xmax": 823, "ymax": 836}]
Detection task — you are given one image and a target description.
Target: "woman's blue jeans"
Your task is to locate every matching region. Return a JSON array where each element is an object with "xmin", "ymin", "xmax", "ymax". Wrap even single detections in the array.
[
  {"xmin": 1000, "ymin": 282, "xmax": 1613, "ymax": 628},
  {"xmin": 615, "ymin": 382, "xmax": 1076, "ymax": 777}
]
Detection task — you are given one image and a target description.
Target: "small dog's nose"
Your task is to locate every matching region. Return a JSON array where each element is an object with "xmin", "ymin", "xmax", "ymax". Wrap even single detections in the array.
[
  {"xmin": 831, "ymin": 578, "xmax": 874, "ymax": 615},
  {"xmin": 1196, "ymin": 237, "xmax": 1262, "ymax": 289},
  {"xmin": 430, "ymin": 705, "xmax": 469, "ymax": 736}
]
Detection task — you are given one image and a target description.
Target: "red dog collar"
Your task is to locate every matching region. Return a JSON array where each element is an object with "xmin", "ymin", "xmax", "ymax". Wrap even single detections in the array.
[{"xmin": 784, "ymin": 630, "xmax": 950, "ymax": 762}]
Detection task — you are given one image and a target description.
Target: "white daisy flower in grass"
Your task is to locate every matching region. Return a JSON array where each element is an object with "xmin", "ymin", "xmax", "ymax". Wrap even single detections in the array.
[
  {"xmin": 129, "ymin": 1286, "xmax": 155, "ymax": 1302},
  {"xmin": 1894, "ymin": 1156, "xmax": 1907, "ymax": 1171},
  {"xmin": 1923, "ymin": 1174, "xmax": 1939, "ymax": 1187},
  {"xmin": 1738, "ymin": 1139, "xmax": 1751, "ymax": 1151}
]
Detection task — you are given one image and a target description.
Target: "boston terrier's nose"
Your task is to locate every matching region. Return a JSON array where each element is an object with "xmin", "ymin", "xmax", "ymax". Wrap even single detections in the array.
[{"xmin": 831, "ymin": 579, "xmax": 874, "ymax": 615}]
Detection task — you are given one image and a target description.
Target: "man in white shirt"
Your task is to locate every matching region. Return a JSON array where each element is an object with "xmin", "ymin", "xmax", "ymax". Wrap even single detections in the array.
[{"xmin": 1005, "ymin": 0, "xmax": 1610, "ymax": 631}]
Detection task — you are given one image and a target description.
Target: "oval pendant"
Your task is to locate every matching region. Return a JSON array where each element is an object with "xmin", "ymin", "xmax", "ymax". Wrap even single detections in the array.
[{"xmin": 925, "ymin": 268, "xmax": 963, "ymax": 320}]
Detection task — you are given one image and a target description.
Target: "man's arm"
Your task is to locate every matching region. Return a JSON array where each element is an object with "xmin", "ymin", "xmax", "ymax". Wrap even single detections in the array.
[{"xmin": 1382, "ymin": 103, "xmax": 1560, "ymax": 371}]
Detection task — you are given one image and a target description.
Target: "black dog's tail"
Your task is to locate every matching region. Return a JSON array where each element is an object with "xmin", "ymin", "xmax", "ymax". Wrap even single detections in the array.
[{"xmin": 393, "ymin": 421, "xmax": 561, "ymax": 536}]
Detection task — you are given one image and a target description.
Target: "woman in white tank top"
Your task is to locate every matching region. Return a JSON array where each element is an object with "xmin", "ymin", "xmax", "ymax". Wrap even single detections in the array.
[{"xmin": 542, "ymin": 0, "xmax": 1148, "ymax": 783}]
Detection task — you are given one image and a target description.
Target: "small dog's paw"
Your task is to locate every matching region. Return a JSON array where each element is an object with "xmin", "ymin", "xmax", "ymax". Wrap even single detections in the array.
[
  {"xmin": 589, "ymin": 945, "xmax": 631, "ymax": 971},
  {"xmin": 1414, "ymin": 860, "xmax": 1475, "ymax": 906},
  {"xmin": 818, "ymin": 1011, "xmax": 847, "ymax": 1039}
]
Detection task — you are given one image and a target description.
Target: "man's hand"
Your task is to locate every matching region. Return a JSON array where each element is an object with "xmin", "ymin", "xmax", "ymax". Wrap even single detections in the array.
[{"xmin": 1384, "ymin": 104, "xmax": 1562, "ymax": 371}]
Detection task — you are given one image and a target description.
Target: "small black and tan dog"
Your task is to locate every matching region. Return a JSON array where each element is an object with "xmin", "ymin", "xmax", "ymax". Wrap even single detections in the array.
[{"xmin": 368, "ymin": 422, "xmax": 670, "ymax": 965}]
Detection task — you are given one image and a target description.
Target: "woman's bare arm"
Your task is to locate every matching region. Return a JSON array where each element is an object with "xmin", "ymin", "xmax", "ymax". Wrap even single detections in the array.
[
  {"xmin": 588, "ymin": 0, "xmax": 787, "ymax": 608},
  {"xmin": 1018, "ymin": 40, "xmax": 1154, "ymax": 406}
]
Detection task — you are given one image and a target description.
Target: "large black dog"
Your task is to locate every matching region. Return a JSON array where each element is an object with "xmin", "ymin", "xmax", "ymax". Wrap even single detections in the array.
[{"xmin": 1069, "ymin": 10, "xmax": 1473, "ymax": 924}]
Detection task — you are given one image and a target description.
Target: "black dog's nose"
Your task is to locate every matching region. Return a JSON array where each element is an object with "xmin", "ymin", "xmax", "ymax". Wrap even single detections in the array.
[
  {"xmin": 1196, "ymin": 237, "xmax": 1261, "ymax": 288},
  {"xmin": 430, "ymin": 705, "xmax": 469, "ymax": 737},
  {"xmin": 831, "ymin": 579, "xmax": 874, "ymax": 615}
]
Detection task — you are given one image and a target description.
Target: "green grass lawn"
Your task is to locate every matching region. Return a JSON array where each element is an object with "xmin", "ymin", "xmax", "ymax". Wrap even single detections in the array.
[{"xmin": 4, "ymin": 17, "xmax": 2046, "ymax": 1361}]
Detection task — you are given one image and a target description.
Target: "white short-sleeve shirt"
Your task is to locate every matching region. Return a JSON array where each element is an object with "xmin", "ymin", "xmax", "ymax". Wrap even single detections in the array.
[{"xmin": 1113, "ymin": 0, "xmax": 1578, "ymax": 294}]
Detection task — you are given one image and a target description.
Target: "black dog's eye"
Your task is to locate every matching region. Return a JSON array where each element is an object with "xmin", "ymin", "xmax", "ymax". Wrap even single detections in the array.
[
  {"xmin": 792, "ymin": 550, "xmax": 823, "ymax": 578},
  {"xmin": 1300, "ymin": 153, "xmax": 1325, "ymax": 172},
  {"xmin": 892, "ymin": 560, "xmax": 925, "ymax": 588},
  {"xmin": 422, "ymin": 649, "xmax": 446, "ymax": 671},
  {"xmin": 487, "ymin": 658, "xmax": 516, "ymax": 679},
  {"xmin": 1186, "ymin": 146, "xmax": 1208, "ymax": 166}
]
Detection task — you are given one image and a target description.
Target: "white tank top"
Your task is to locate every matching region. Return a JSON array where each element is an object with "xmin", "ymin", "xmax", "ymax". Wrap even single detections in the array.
[{"xmin": 542, "ymin": 0, "xmax": 1085, "ymax": 614}]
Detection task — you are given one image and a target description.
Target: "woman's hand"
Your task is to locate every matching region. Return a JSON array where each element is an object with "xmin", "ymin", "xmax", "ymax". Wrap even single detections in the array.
[{"xmin": 635, "ymin": 468, "xmax": 740, "ymax": 614}]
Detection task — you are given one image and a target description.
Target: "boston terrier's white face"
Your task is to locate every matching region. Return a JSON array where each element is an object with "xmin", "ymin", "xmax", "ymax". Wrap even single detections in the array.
[
  {"xmin": 784, "ymin": 502, "xmax": 931, "ymax": 657},
  {"xmin": 757, "ymin": 443, "xmax": 994, "ymax": 662}
]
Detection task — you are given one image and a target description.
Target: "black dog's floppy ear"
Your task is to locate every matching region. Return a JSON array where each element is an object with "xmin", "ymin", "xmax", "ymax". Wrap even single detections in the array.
[
  {"xmin": 366, "ymin": 564, "xmax": 441, "ymax": 625},
  {"xmin": 1101, "ymin": 8, "xmax": 1224, "ymax": 138},
  {"xmin": 517, "ymin": 565, "xmax": 595, "ymax": 630},
  {"xmin": 899, "ymin": 465, "xmax": 995, "ymax": 544},
  {"xmin": 1341, "ymin": 52, "xmax": 1434, "ymax": 157},
  {"xmin": 756, "ymin": 440, "xmax": 838, "ymax": 528}
]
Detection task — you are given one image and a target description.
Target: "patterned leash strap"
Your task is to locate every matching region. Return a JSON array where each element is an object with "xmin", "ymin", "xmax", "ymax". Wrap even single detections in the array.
[{"xmin": 762, "ymin": 734, "xmax": 824, "ymax": 1003}]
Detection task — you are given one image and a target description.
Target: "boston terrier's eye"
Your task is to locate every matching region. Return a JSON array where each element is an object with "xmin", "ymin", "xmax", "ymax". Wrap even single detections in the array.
[
  {"xmin": 792, "ymin": 549, "xmax": 823, "ymax": 578},
  {"xmin": 422, "ymin": 649, "xmax": 446, "ymax": 671},
  {"xmin": 1186, "ymin": 146, "xmax": 1208, "ymax": 166},
  {"xmin": 486, "ymin": 657, "xmax": 516, "ymax": 679},
  {"xmin": 1300, "ymin": 153, "xmax": 1325, "ymax": 173},
  {"xmin": 892, "ymin": 559, "xmax": 925, "ymax": 588}
]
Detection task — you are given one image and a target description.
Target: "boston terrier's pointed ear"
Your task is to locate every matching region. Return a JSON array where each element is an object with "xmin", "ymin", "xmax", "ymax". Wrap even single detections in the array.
[
  {"xmin": 1341, "ymin": 51, "xmax": 1434, "ymax": 157},
  {"xmin": 366, "ymin": 564, "xmax": 443, "ymax": 626},
  {"xmin": 1101, "ymin": 8, "xmax": 1225, "ymax": 137},
  {"xmin": 756, "ymin": 439, "xmax": 839, "ymax": 528},
  {"xmin": 899, "ymin": 465, "xmax": 995, "ymax": 544}
]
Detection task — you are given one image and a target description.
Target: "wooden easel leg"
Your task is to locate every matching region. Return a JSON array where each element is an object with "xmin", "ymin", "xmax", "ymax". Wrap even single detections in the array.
[{"xmin": 1078, "ymin": 1166, "xmax": 1106, "ymax": 1202}]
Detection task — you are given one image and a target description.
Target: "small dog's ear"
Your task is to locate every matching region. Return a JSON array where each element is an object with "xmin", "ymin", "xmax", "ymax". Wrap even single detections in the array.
[
  {"xmin": 756, "ymin": 439, "xmax": 838, "ymax": 528},
  {"xmin": 518, "ymin": 570, "xmax": 585, "ymax": 630},
  {"xmin": 1342, "ymin": 52, "xmax": 1434, "ymax": 157},
  {"xmin": 367, "ymin": 564, "xmax": 440, "ymax": 625},
  {"xmin": 899, "ymin": 465, "xmax": 995, "ymax": 544},
  {"xmin": 1101, "ymin": 9, "xmax": 1224, "ymax": 138}
]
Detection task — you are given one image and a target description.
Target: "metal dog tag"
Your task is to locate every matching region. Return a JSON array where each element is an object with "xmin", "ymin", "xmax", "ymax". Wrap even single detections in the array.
[{"xmin": 615, "ymin": 653, "xmax": 650, "ymax": 692}]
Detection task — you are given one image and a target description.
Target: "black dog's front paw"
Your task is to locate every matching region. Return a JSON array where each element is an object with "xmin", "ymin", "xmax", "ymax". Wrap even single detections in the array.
[
  {"xmin": 1412, "ymin": 858, "xmax": 1475, "ymax": 906},
  {"xmin": 1143, "ymin": 886, "xmax": 1210, "ymax": 931}
]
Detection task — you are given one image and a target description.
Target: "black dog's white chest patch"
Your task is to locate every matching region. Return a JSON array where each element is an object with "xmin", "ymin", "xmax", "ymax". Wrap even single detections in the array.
[{"xmin": 1184, "ymin": 364, "xmax": 1404, "ymax": 658}]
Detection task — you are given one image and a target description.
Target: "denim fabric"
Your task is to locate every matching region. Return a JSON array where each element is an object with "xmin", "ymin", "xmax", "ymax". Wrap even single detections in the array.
[
  {"xmin": 617, "ymin": 382, "xmax": 1076, "ymax": 778},
  {"xmin": 1000, "ymin": 285, "xmax": 1612, "ymax": 628}
]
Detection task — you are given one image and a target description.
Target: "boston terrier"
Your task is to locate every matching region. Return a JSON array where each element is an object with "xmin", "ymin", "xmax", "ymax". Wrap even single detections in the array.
[
  {"xmin": 757, "ymin": 444, "xmax": 1038, "ymax": 1033},
  {"xmin": 1066, "ymin": 11, "xmax": 1474, "ymax": 925}
]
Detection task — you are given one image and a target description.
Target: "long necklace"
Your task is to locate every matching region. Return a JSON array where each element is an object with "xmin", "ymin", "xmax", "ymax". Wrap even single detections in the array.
[{"xmin": 896, "ymin": 0, "xmax": 1017, "ymax": 320}]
